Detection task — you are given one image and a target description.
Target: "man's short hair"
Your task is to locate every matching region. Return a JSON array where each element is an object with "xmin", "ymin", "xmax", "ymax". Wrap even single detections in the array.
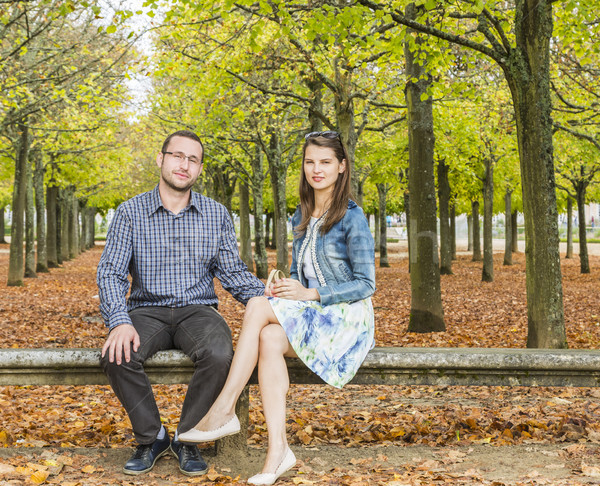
[{"xmin": 161, "ymin": 130, "xmax": 204, "ymax": 163}]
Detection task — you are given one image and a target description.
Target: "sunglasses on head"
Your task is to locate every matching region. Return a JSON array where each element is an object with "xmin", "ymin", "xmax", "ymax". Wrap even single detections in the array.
[{"xmin": 304, "ymin": 130, "xmax": 340, "ymax": 140}]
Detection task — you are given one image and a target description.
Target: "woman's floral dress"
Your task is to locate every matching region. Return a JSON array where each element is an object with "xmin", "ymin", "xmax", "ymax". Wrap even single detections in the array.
[{"xmin": 269, "ymin": 296, "xmax": 374, "ymax": 388}]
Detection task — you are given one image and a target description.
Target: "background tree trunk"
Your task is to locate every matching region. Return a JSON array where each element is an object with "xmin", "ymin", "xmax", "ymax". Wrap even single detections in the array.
[
  {"xmin": 251, "ymin": 146, "xmax": 268, "ymax": 278},
  {"xmin": 239, "ymin": 179, "xmax": 254, "ymax": 272},
  {"xmin": 576, "ymin": 184, "xmax": 589, "ymax": 274},
  {"xmin": 505, "ymin": 0, "xmax": 566, "ymax": 348},
  {"xmin": 503, "ymin": 189, "xmax": 512, "ymax": 266},
  {"xmin": 86, "ymin": 207, "xmax": 96, "ymax": 249},
  {"xmin": 438, "ymin": 158, "xmax": 452, "ymax": 275},
  {"xmin": 374, "ymin": 210, "xmax": 380, "ymax": 250},
  {"xmin": 25, "ymin": 156, "xmax": 36, "ymax": 278},
  {"xmin": 60, "ymin": 188, "xmax": 70, "ymax": 263},
  {"xmin": 405, "ymin": 2, "xmax": 445, "ymax": 333},
  {"xmin": 566, "ymin": 197, "xmax": 573, "ymax": 259},
  {"xmin": 69, "ymin": 191, "xmax": 79, "ymax": 260},
  {"xmin": 0, "ymin": 207, "xmax": 5, "ymax": 244},
  {"xmin": 511, "ymin": 210, "xmax": 519, "ymax": 253},
  {"xmin": 80, "ymin": 202, "xmax": 88, "ymax": 253},
  {"xmin": 33, "ymin": 150, "xmax": 48, "ymax": 272},
  {"xmin": 472, "ymin": 200, "xmax": 482, "ymax": 262},
  {"xmin": 8, "ymin": 123, "xmax": 30, "ymax": 286},
  {"xmin": 377, "ymin": 183, "xmax": 390, "ymax": 268},
  {"xmin": 46, "ymin": 184, "xmax": 59, "ymax": 267},
  {"xmin": 404, "ymin": 192, "xmax": 410, "ymax": 269},
  {"xmin": 264, "ymin": 212, "xmax": 271, "ymax": 249},
  {"xmin": 266, "ymin": 132, "xmax": 289, "ymax": 274},
  {"xmin": 450, "ymin": 203, "xmax": 457, "ymax": 260},
  {"xmin": 482, "ymin": 159, "xmax": 494, "ymax": 282},
  {"xmin": 467, "ymin": 213, "xmax": 473, "ymax": 252}
]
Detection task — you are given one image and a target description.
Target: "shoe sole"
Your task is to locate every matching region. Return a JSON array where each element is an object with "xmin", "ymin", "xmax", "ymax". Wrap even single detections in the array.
[{"xmin": 122, "ymin": 448, "xmax": 170, "ymax": 476}]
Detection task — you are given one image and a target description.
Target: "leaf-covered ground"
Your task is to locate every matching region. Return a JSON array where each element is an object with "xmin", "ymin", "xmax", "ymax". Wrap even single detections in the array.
[{"xmin": 1, "ymin": 243, "xmax": 600, "ymax": 485}]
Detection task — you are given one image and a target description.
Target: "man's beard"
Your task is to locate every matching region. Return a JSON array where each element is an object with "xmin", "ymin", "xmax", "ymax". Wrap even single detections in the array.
[{"xmin": 161, "ymin": 169, "xmax": 197, "ymax": 193}]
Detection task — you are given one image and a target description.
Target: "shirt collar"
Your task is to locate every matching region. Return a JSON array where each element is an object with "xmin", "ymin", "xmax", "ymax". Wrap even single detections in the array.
[{"xmin": 148, "ymin": 185, "xmax": 202, "ymax": 215}]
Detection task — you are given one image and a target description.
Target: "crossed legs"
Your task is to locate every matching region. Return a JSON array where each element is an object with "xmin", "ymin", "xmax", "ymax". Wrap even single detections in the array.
[{"xmin": 187, "ymin": 296, "xmax": 296, "ymax": 473}]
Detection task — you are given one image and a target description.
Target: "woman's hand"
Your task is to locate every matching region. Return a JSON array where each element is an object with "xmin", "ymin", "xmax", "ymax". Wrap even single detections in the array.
[{"xmin": 271, "ymin": 278, "xmax": 320, "ymax": 301}]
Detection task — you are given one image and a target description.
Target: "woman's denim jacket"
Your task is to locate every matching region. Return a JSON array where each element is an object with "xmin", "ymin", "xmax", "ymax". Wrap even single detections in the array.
[{"xmin": 290, "ymin": 200, "xmax": 375, "ymax": 306}]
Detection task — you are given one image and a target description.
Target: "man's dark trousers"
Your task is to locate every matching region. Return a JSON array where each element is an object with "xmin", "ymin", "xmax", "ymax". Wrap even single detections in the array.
[{"xmin": 101, "ymin": 304, "xmax": 233, "ymax": 444}]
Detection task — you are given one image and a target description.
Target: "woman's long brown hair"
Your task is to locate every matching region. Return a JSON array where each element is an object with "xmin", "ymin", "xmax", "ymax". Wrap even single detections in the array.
[{"xmin": 295, "ymin": 133, "xmax": 352, "ymax": 236}]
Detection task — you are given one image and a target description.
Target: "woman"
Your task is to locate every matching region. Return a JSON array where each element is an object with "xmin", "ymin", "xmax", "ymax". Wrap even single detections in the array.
[{"xmin": 179, "ymin": 131, "xmax": 375, "ymax": 485}]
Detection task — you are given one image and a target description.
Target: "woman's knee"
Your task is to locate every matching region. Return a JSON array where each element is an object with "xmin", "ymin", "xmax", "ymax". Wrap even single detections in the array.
[
  {"xmin": 259, "ymin": 324, "xmax": 289, "ymax": 355},
  {"xmin": 246, "ymin": 296, "xmax": 271, "ymax": 316}
]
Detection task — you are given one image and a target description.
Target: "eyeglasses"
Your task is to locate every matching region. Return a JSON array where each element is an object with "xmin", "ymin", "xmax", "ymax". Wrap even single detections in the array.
[
  {"xmin": 163, "ymin": 151, "xmax": 201, "ymax": 165},
  {"xmin": 304, "ymin": 130, "xmax": 340, "ymax": 140}
]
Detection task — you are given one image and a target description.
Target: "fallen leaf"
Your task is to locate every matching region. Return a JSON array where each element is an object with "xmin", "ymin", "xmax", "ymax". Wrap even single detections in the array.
[{"xmin": 30, "ymin": 470, "xmax": 50, "ymax": 484}]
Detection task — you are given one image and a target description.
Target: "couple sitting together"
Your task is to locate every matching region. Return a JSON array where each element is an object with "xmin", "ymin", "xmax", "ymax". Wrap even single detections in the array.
[{"xmin": 97, "ymin": 128, "xmax": 376, "ymax": 484}]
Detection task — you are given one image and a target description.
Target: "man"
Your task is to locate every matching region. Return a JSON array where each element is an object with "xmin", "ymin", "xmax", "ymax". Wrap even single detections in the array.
[{"xmin": 97, "ymin": 130, "xmax": 264, "ymax": 476}]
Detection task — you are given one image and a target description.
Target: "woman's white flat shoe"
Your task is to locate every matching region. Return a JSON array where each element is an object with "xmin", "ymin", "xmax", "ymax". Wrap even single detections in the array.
[
  {"xmin": 247, "ymin": 448, "xmax": 297, "ymax": 485},
  {"xmin": 178, "ymin": 415, "xmax": 240, "ymax": 443}
]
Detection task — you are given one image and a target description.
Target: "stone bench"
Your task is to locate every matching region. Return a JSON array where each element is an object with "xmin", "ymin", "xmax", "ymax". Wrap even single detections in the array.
[{"xmin": 2, "ymin": 347, "xmax": 600, "ymax": 452}]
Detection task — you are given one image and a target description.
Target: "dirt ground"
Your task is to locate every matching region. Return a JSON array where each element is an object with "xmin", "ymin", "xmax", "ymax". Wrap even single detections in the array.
[{"xmin": 2, "ymin": 441, "xmax": 600, "ymax": 485}]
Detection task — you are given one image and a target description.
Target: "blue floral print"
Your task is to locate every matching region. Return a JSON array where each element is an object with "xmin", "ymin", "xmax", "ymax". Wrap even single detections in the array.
[{"xmin": 269, "ymin": 297, "xmax": 374, "ymax": 388}]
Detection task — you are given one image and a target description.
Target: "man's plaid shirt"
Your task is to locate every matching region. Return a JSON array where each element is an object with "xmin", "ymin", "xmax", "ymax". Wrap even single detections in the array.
[{"xmin": 97, "ymin": 186, "xmax": 264, "ymax": 330}]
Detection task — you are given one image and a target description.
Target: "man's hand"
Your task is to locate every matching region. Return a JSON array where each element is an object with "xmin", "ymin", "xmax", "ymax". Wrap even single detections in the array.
[{"xmin": 101, "ymin": 324, "xmax": 140, "ymax": 365}]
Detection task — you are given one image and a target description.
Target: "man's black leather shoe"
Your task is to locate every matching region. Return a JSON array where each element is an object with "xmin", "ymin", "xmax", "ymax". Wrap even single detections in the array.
[
  {"xmin": 123, "ymin": 433, "xmax": 171, "ymax": 475},
  {"xmin": 170, "ymin": 439, "xmax": 208, "ymax": 476}
]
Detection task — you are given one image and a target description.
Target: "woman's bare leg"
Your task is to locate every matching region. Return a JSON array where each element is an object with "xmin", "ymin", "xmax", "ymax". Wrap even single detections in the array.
[
  {"xmin": 257, "ymin": 324, "xmax": 296, "ymax": 473},
  {"xmin": 190, "ymin": 296, "xmax": 279, "ymax": 431}
]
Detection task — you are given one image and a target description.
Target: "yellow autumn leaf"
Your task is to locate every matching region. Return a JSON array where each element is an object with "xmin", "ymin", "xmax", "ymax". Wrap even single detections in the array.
[
  {"xmin": 73, "ymin": 421, "xmax": 86, "ymax": 428},
  {"xmin": 31, "ymin": 470, "xmax": 50, "ymax": 484},
  {"xmin": 81, "ymin": 465, "xmax": 96, "ymax": 473},
  {"xmin": 0, "ymin": 430, "xmax": 8, "ymax": 444}
]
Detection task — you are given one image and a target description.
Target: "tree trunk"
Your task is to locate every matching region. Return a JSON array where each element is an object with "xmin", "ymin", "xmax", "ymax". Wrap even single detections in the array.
[
  {"xmin": 24, "ymin": 155, "xmax": 36, "ymax": 278},
  {"xmin": 264, "ymin": 212, "xmax": 271, "ymax": 249},
  {"xmin": 576, "ymin": 184, "xmax": 589, "ymax": 274},
  {"xmin": 511, "ymin": 210, "xmax": 519, "ymax": 253},
  {"xmin": 333, "ymin": 59, "xmax": 359, "ymax": 199},
  {"xmin": 251, "ymin": 146, "xmax": 268, "ymax": 278},
  {"xmin": 8, "ymin": 123, "xmax": 30, "ymax": 286},
  {"xmin": 482, "ymin": 159, "xmax": 494, "ymax": 282},
  {"xmin": 377, "ymin": 183, "xmax": 390, "ymax": 268},
  {"xmin": 404, "ymin": 191, "xmax": 410, "ymax": 268},
  {"xmin": 80, "ymin": 202, "xmax": 88, "ymax": 253},
  {"xmin": 438, "ymin": 158, "xmax": 452, "ymax": 275},
  {"xmin": 566, "ymin": 197, "xmax": 573, "ymax": 259},
  {"xmin": 270, "ymin": 211, "xmax": 276, "ymax": 250},
  {"xmin": 307, "ymin": 73, "xmax": 324, "ymax": 133},
  {"xmin": 60, "ymin": 188, "xmax": 70, "ymax": 262},
  {"xmin": 87, "ymin": 206, "xmax": 96, "ymax": 249},
  {"xmin": 467, "ymin": 213, "xmax": 473, "ymax": 252},
  {"xmin": 450, "ymin": 203, "xmax": 457, "ymax": 260},
  {"xmin": 0, "ymin": 207, "xmax": 6, "ymax": 244},
  {"xmin": 374, "ymin": 209, "xmax": 380, "ymax": 250},
  {"xmin": 472, "ymin": 200, "xmax": 482, "ymax": 262},
  {"xmin": 266, "ymin": 132, "xmax": 289, "ymax": 274},
  {"xmin": 46, "ymin": 184, "xmax": 59, "ymax": 267},
  {"xmin": 239, "ymin": 179, "xmax": 254, "ymax": 272},
  {"xmin": 503, "ymin": 0, "xmax": 566, "ymax": 348},
  {"xmin": 33, "ymin": 150, "xmax": 48, "ymax": 272},
  {"xmin": 69, "ymin": 192, "xmax": 79, "ymax": 260},
  {"xmin": 503, "ymin": 188, "xmax": 512, "ymax": 266},
  {"xmin": 405, "ymin": 3, "xmax": 445, "ymax": 333}
]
